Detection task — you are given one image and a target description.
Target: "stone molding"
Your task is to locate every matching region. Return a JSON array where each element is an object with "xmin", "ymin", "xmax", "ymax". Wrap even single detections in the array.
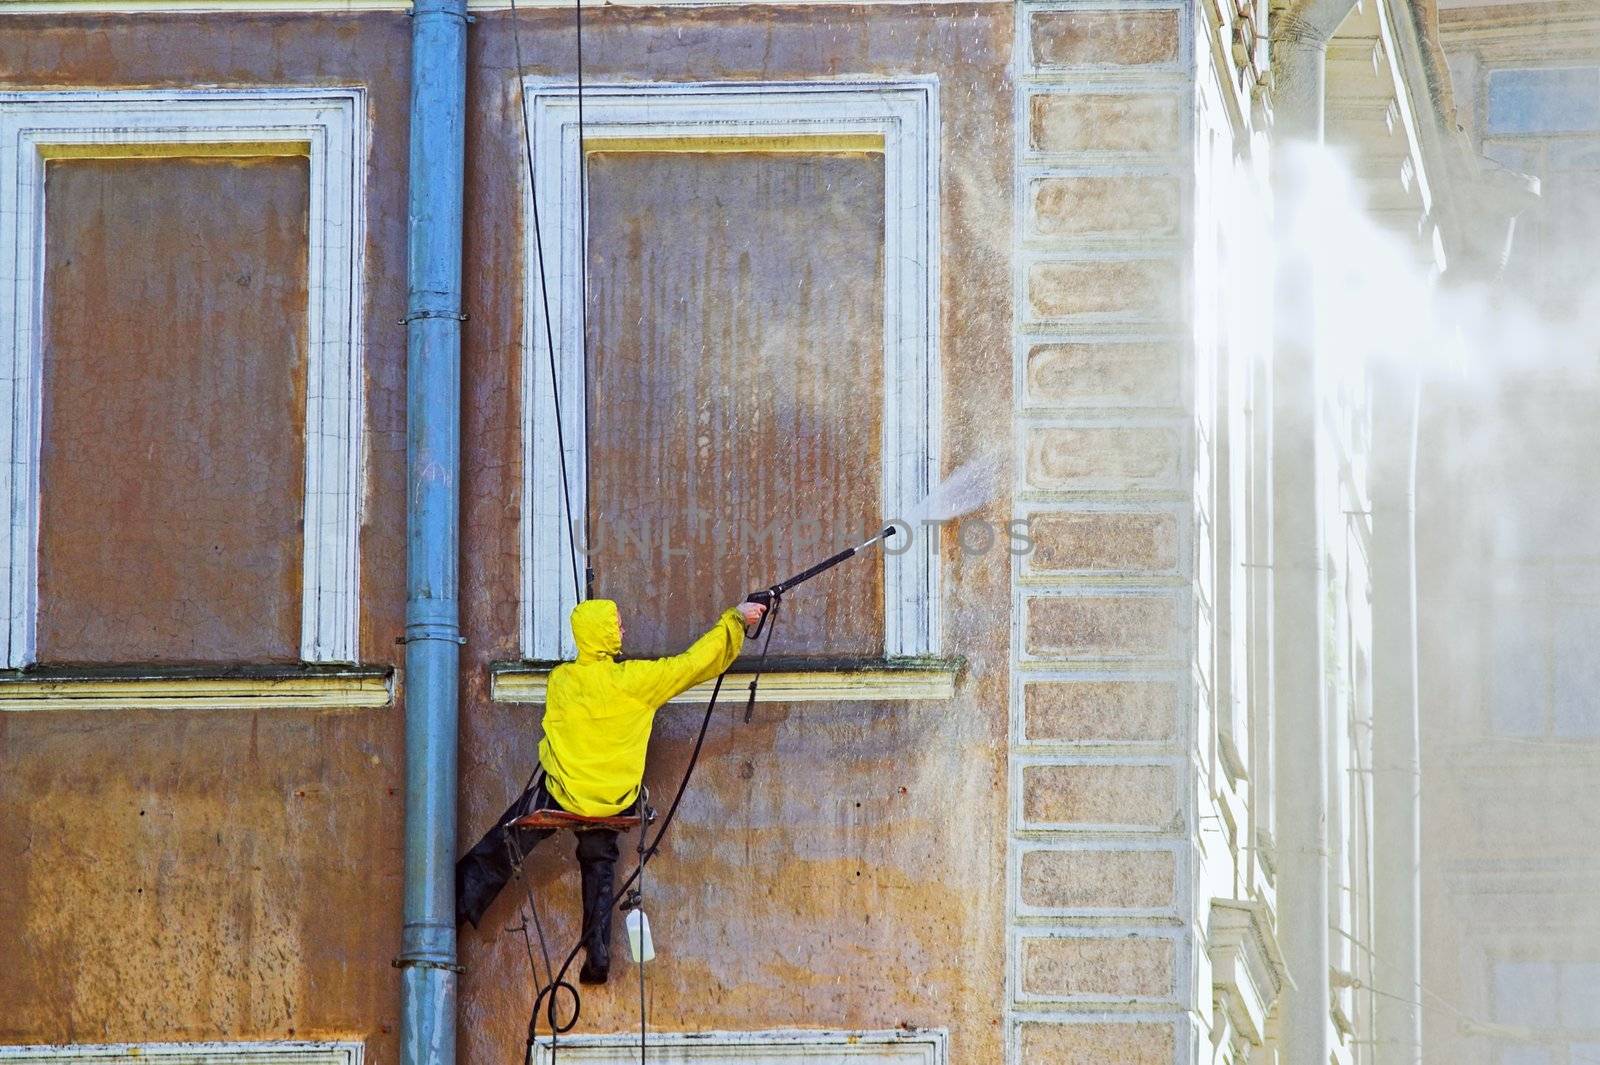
[
  {"xmin": 531, "ymin": 1030, "xmax": 945, "ymax": 1065},
  {"xmin": 1206, "ymin": 899, "xmax": 1289, "ymax": 1048},
  {"xmin": 517, "ymin": 78, "xmax": 940, "ymax": 663},
  {"xmin": 0, "ymin": 1045, "xmax": 362, "ymax": 1065},
  {"xmin": 491, "ymin": 661, "xmax": 958, "ymax": 705},
  {"xmin": 0, "ymin": 667, "xmax": 392, "ymax": 712}
]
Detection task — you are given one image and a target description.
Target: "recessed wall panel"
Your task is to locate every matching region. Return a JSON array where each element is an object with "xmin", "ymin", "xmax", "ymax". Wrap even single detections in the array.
[
  {"xmin": 38, "ymin": 155, "xmax": 310, "ymax": 663},
  {"xmin": 584, "ymin": 150, "xmax": 887, "ymax": 658}
]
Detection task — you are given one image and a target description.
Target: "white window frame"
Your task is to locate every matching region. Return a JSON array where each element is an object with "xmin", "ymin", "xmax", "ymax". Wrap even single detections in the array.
[
  {"xmin": 0, "ymin": 1044, "xmax": 362, "ymax": 1065},
  {"xmin": 520, "ymin": 78, "xmax": 941, "ymax": 662},
  {"xmin": 532, "ymin": 1029, "xmax": 945, "ymax": 1065},
  {"xmin": 0, "ymin": 88, "xmax": 366, "ymax": 666}
]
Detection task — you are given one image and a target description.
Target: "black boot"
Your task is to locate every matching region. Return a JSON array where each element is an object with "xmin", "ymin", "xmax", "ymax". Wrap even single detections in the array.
[
  {"xmin": 579, "ymin": 946, "xmax": 610, "ymax": 985},
  {"xmin": 575, "ymin": 828, "xmax": 620, "ymax": 984}
]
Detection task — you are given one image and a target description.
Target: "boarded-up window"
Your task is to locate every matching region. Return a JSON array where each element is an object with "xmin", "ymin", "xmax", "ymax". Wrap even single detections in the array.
[
  {"xmin": 584, "ymin": 151, "xmax": 887, "ymax": 658},
  {"xmin": 38, "ymin": 155, "xmax": 310, "ymax": 663}
]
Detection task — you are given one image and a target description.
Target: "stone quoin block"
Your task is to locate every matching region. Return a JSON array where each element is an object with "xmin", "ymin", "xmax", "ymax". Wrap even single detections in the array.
[
  {"xmin": 1029, "ymin": 175, "xmax": 1181, "ymax": 239},
  {"xmin": 1020, "ymin": 762, "xmax": 1179, "ymax": 828},
  {"xmin": 1019, "ymin": 846, "xmax": 1178, "ymax": 911},
  {"xmin": 1028, "ymin": 510, "xmax": 1181, "ymax": 573},
  {"xmin": 1019, "ymin": 933, "xmax": 1176, "ymax": 999},
  {"xmin": 1025, "ymin": 426, "xmax": 1182, "ymax": 490},
  {"xmin": 1018, "ymin": 1021, "xmax": 1175, "ymax": 1065},
  {"xmin": 1029, "ymin": 8, "xmax": 1182, "ymax": 68},
  {"xmin": 1025, "ymin": 594, "xmax": 1184, "ymax": 659},
  {"xmin": 1024, "ymin": 341, "xmax": 1182, "ymax": 407},
  {"xmin": 1022, "ymin": 678, "xmax": 1180, "ymax": 743},
  {"xmin": 1026, "ymin": 258, "xmax": 1179, "ymax": 321},
  {"xmin": 1028, "ymin": 92, "xmax": 1182, "ymax": 154}
]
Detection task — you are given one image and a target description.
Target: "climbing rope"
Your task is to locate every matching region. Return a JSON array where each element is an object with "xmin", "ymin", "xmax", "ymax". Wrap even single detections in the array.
[
  {"xmin": 498, "ymin": 0, "xmax": 668, "ymax": 1056},
  {"xmin": 496, "ymin": 0, "xmax": 802, "ymax": 1056},
  {"xmin": 629, "ymin": 820, "xmax": 648, "ymax": 1065},
  {"xmin": 507, "ymin": 0, "xmax": 584, "ymax": 605},
  {"xmin": 503, "ymin": 783, "xmax": 581, "ymax": 1040}
]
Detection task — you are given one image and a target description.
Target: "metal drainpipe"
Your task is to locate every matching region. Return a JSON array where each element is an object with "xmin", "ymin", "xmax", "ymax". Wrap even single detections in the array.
[
  {"xmin": 397, "ymin": 3, "xmax": 468, "ymax": 1065},
  {"xmin": 1269, "ymin": 2, "xmax": 1355, "ymax": 1062}
]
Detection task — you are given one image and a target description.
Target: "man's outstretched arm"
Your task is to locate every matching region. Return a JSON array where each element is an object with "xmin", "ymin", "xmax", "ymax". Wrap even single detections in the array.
[{"xmin": 625, "ymin": 602, "xmax": 767, "ymax": 707}]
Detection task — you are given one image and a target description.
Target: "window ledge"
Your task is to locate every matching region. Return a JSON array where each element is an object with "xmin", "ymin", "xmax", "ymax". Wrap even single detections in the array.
[
  {"xmin": 490, "ymin": 657, "xmax": 961, "ymax": 705},
  {"xmin": 0, "ymin": 665, "xmax": 393, "ymax": 712}
]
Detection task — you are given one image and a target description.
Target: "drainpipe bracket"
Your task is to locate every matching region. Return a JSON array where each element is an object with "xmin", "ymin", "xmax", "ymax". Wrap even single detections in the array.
[
  {"xmin": 396, "ymin": 632, "xmax": 468, "ymax": 645},
  {"xmin": 401, "ymin": 310, "xmax": 470, "ymax": 324},
  {"xmin": 393, "ymin": 956, "xmax": 467, "ymax": 974},
  {"xmin": 406, "ymin": 5, "xmax": 474, "ymax": 22}
]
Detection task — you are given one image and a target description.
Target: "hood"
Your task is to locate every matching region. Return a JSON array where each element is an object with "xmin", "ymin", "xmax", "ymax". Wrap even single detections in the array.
[{"xmin": 570, "ymin": 598, "xmax": 622, "ymax": 662}]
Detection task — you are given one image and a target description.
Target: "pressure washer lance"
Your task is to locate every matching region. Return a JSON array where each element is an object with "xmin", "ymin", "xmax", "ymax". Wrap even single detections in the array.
[{"xmin": 739, "ymin": 525, "xmax": 899, "ymax": 722}]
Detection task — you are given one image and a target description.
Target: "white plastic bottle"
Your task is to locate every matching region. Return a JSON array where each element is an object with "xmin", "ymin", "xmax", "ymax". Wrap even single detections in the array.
[{"xmin": 625, "ymin": 908, "xmax": 655, "ymax": 963}]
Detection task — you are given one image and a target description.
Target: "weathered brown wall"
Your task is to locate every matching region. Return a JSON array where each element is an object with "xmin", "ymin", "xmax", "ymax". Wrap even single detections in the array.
[
  {"xmin": 0, "ymin": 13, "xmax": 413, "ymax": 1060},
  {"xmin": 40, "ymin": 154, "xmax": 310, "ymax": 664},
  {"xmin": 0, "ymin": 6, "xmax": 1013, "ymax": 1064}
]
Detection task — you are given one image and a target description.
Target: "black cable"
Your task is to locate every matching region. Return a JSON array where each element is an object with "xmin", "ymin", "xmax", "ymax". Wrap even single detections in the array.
[
  {"xmin": 502, "ymin": 784, "xmax": 582, "ymax": 1060},
  {"xmin": 575, "ymin": 0, "xmax": 592, "ymax": 380},
  {"xmin": 522, "ymin": 669, "xmax": 731, "ymax": 1063},
  {"xmin": 495, "ymin": 9, "xmax": 592, "ymax": 1046},
  {"xmin": 506, "ymin": 0, "xmax": 583, "ymax": 604},
  {"xmin": 743, "ymin": 595, "xmax": 782, "ymax": 724},
  {"xmin": 504, "ymin": 778, "xmax": 557, "ymax": 986},
  {"xmin": 515, "ymin": 601, "xmax": 784, "ymax": 1055},
  {"xmin": 575, "ymin": 0, "xmax": 597, "ymax": 602},
  {"xmin": 635, "ymin": 820, "xmax": 647, "ymax": 1065}
]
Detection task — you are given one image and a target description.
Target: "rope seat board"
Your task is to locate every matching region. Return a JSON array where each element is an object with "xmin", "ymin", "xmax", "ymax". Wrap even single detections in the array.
[{"xmin": 511, "ymin": 809, "xmax": 642, "ymax": 832}]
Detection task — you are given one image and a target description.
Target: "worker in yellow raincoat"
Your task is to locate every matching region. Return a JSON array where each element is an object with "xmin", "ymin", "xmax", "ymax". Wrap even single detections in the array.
[{"xmin": 455, "ymin": 596, "xmax": 766, "ymax": 983}]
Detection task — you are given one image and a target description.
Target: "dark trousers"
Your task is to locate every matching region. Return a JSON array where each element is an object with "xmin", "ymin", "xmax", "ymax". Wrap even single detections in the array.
[{"xmin": 455, "ymin": 777, "xmax": 620, "ymax": 967}]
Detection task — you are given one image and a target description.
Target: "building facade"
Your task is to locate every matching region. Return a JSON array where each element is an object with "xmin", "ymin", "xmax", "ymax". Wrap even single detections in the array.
[
  {"xmin": 1421, "ymin": 4, "xmax": 1600, "ymax": 1065},
  {"xmin": 0, "ymin": 1, "xmax": 1479, "ymax": 1064}
]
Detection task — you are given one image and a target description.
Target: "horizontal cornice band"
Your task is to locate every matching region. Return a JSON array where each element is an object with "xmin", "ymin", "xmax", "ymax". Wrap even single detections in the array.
[
  {"xmin": 0, "ymin": 667, "xmax": 393, "ymax": 711},
  {"xmin": 5, "ymin": 0, "xmax": 1005, "ymax": 13},
  {"xmin": 491, "ymin": 660, "xmax": 959, "ymax": 704}
]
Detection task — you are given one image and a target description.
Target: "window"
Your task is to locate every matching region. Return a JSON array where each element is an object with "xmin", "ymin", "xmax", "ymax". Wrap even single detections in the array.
[
  {"xmin": 532, "ymin": 1030, "xmax": 944, "ymax": 1065},
  {"xmin": 1488, "ymin": 68, "xmax": 1600, "ymax": 136},
  {"xmin": 1492, "ymin": 961, "xmax": 1600, "ymax": 1065},
  {"xmin": 520, "ymin": 80, "xmax": 939, "ymax": 661},
  {"xmin": 1480, "ymin": 67, "xmax": 1600, "ymax": 306},
  {"xmin": 1491, "ymin": 608, "xmax": 1549, "ymax": 736},
  {"xmin": 0, "ymin": 90, "xmax": 366, "ymax": 666},
  {"xmin": 1488, "ymin": 567, "xmax": 1600, "ymax": 738}
]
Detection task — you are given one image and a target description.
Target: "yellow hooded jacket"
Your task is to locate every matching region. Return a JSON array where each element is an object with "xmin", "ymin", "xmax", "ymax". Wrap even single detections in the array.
[{"xmin": 539, "ymin": 599, "xmax": 745, "ymax": 817}]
